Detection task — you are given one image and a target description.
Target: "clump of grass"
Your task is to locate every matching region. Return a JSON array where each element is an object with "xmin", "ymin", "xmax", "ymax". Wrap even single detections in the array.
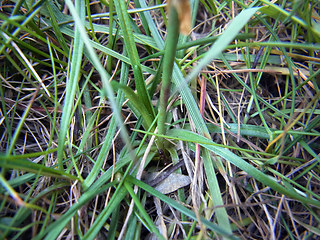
[{"xmin": 0, "ymin": 0, "xmax": 320, "ymax": 239}]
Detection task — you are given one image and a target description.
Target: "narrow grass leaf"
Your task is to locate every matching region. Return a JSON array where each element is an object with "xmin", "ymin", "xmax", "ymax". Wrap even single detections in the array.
[
  {"xmin": 45, "ymin": 2, "xmax": 69, "ymax": 53},
  {"xmin": 0, "ymin": 157, "xmax": 79, "ymax": 181},
  {"xmin": 168, "ymin": 128, "xmax": 320, "ymax": 207},
  {"xmin": 83, "ymin": 56, "xmax": 132, "ymax": 190},
  {"xmin": 37, "ymin": 152, "xmax": 132, "ymax": 239},
  {"xmin": 124, "ymin": 182, "xmax": 165, "ymax": 240},
  {"xmin": 64, "ymin": 0, "xmax": 134, "ymax": 177},
  {"xmin": 5, "ymin": 91, "xmax": 37, "ymax": 154},
  {"xmin": 114, "ymin": 0, "xmax": 155, "ymax": 120},
  {"xmin": 127, "ymin": 175, "xmax": 239, "ymax": 240},
  {"xmin": 0, "ymin": 4, "xmax": 42, "ymax": 55},
  {"xmin": 39, "ymin": 181, "xmax": 118, "ymax": 240},
  {"xmin": 56, "ymin": 0, "xmax": 85, "ymax": 169},
  {"xmin": 185, "ymin": 7, "xmax": 261, "ymax": 83},
  {"xmin": 82, "ymin": 186, "xmax": 128, "ymax": 240}
]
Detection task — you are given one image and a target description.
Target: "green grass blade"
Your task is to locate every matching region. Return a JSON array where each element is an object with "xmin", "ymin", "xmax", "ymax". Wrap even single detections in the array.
[
  {"xmin": 124, "ymin": 182, "xmax": 165, "ymax": 240},
  {"xmin": 82, "ymin": 55, "xmax": 131, "ymax": 190},
  {"xmin": 36, "ymin": 151, "xmax": 133, "ymax": 239},
  {"xmin": 114, "ymin": 0, "xmax": 155, "ymax": 121},
  {"xmin": 45, "ymin": 2, "xmax": 69, "ymax": 53},
  {"xmin": 56, "ymin": 0, "xmax": 85, "ymax": 170},
  {"xmin": 82, "ymin": 186, "xmax": 128, "ymax": 240},
  {"xmin": 127, "ymin": 175, "xmax": 239, "ymax": 240},
  {"xmin": 157, "ymin": 3, "xmax": 180, "ymax": 143},
  {"xmin": 64, "ymin": 0, "xmax": 135, "ymax": 172},
  {"xmin": 6, "ymin": 91, "xmax": 38, "ymax": 154},
  {"xmin": 168, "ymin": 128, "xmax": 320, "ymax": 208},
  {"xmin": 0, "ymin": 155, "xmax": 78, "ymax": 180},
  {"xmin": 39, "ymin": 181, "xmax": 118, "ymax": 240},
  {"xmin": 184, "ymin": 7, "xmax": 261, "ymax": 84}
]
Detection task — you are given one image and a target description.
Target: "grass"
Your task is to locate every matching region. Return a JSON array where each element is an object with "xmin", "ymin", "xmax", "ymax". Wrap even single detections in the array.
[{"xmin": 0, "ymin": 0, "xmax": 320, "ymax": 239}]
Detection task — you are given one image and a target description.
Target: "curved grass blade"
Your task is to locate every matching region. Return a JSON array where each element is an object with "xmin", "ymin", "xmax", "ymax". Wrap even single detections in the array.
[
  {"xmin": 184, "ymin": 7, "xmax": 261, "ymax": 84},
  {"xmin": 56, "ymin": 0, "xmax": 85, "ymax": 170},
  {"xmin": 64, "ymin": 0, "xmax": 134, "ymax": 175},
  {"xmin": 124, "ymin": 182, "xmax": 165, "ymax": 240},
  {"xmin": 167, "ymin": 128, "xmax": 320, "ymax": 208},
  {"xmin": 36, "ymin": 151, "xmax": 133, "ymax": 239},
  {"xmin": 0, "ymin": 156, "xmax": 78, "ymax": 181},
  {"xmin": 127, "ymin": 175, "xmax": 239, "ymax": 240},
  {"xmin": 114, "ymin": 0, "xmax": 155, "ymax": 121},
  {"xmin": 82, "ymin": 59, "xmax": 129, "ymax": 190}
]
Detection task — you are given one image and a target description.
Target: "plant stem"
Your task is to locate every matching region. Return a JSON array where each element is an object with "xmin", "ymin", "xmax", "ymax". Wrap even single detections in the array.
[{"xmin": 157, "ymin": 4, "xmax": 180, "ymax": 149}]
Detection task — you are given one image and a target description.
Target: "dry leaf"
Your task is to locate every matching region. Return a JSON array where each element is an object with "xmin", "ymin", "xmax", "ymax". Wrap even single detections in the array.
[
  {"xmin": 168, "ymin": 0, "xmax": 191, "ymax": 35},
  {"xmin": 146, "ymin": 172, "xmax": 191, "ymax": 194}
]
